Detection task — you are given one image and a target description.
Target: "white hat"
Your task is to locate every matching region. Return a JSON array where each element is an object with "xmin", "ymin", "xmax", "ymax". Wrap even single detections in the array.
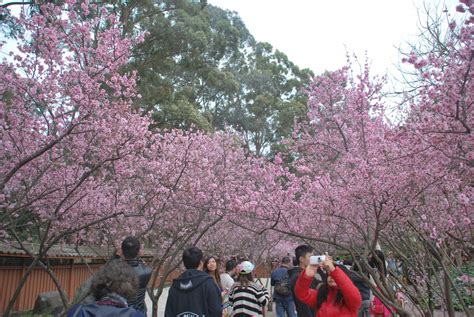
[{"xmin": 239, "ymin": 261, "xmax": 255, "ymax": 274}]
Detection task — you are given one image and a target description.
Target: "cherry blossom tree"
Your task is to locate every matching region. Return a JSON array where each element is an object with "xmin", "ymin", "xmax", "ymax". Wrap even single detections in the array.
[
  {"xmin": 0, "ymin": 1, "xmax": 149, "ymax": 313},
  {"xmin": 55, "ymin": 122, "xmax": 291, "ymax": 316},
  {"xmin": 1, "ymin": 1, "xmax": 472, "ymax": 316},
  {"xmin": 268, "ymin": 2, "xmax": 473, "ymax": 315},
  {"xmin": 1, "ymin": 2, "xmax": 290, "ymax": 313},
  {"xmin": 393, "ymin": 1, "xmax": 473, "ymax": 313}
]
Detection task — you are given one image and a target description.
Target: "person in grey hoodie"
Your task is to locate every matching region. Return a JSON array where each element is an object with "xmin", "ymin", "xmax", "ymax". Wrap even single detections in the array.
[{"xmin": 165, "ymin": 247, "xmax": 222, "ymax": 317}]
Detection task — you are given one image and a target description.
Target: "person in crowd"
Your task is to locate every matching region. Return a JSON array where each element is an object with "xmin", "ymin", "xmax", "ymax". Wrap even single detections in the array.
[
  {"xmin": 369, "ymin": 250, "xmax": 387, "ymax": 278},
  {"xmin": 351, "ymin": 259, "xmax": 371, "ymax": 317},
  {"xmin": 165, "ymin": 247, "xmax": 222, "ymax": 317},
  {"xmin": 221, "ymin": 259, "xmax": 238, "ymax": 317},
  {"xmin": 396, "ymin": 259, "xmax": 404, "ymax": 278},
  {"xmin": 121, "ymin": 236, "xmax": 152, "ymax": 314},
  {"xmin": 344, "ymin": 259, "xmax": 353, "ymax": 270},
  {"xmin": 204, "ymin": 255, "xmax": 223, "ymax": 290},
  {"xmin": 72, "ymin": 236, "xmax": 151, "ymax": 309},
  {"xmin": 67, "ymin": 259, "xmax": 145, "ymax": 317},
  {"xmin": 220, "ymin": 259, "xmax": 238, "ymax": 291},
  {"xmin": 288, "ymin": 245, "xmax": 321, "ymax": 317},
  {"xmin": 271, "ymin": 256, "xmax": 297, "ymax": 317},
  {"xmin": 295, "ymin": 255, "xmax": 361, "ymax": 317},
  {"xmin": 271, "ymin": 258, "xmax": 280, "ymax": 270},
  {"xmin": 335, "ymin": 257, "xmax": 344, "ymax": 265},
  {"xmin": 368, "ymin": 250, "xmax": 392, "ymax": 317},
  {"xmin": 229, "ymin": 261, "xmax": 269, "ymax": 317},
  {"xmin": 386, "ymin": 251, "xmax": 397, "ymax": 274}
]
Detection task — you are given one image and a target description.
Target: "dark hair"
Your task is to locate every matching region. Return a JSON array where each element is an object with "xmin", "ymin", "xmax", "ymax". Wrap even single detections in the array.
[
  {"xmin": 292, "ymin": 256, "xmax": 298, "ymax": 266},
  {"xmin": 369, "ymin": 250, "xmax": 387, "ymax": 277},
  {"xmin": 338, "ymin": 264, "xmax": 355, "ymax": 278},
  {"xmin": 121, "ymin": 236, "xmax": 140, "ymax": 259},
  {"xmin": 316, "ymin": 265, "xmax": 350, "ymax": 310},
  {"xmin": 226, "ymin": 259, "xmax": 237, "ymax": 272},
  {"xmin": 91, "ymin": 259, "xmax": 138, "ymax": 300},
  {"xmin": 183, "ymin": 247, "xmax": 203, "ymax": 269},
  {"xmin": 204, "ymin": 256, "xmax": 222, "ymax": 289},
  {"xmin": 352, "ymin": 257, "xmax": 371, "ymax": 282},
  {"xmin": 281, "ymin": 256, "xmax": 291, "ymax": 265},
  {"xmin": 295, "ymin": 245, "xmax": 313, "ymax": 265}
]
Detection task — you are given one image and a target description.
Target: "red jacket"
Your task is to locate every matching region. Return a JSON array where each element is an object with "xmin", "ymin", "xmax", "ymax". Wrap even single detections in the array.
[{"xmin": 295, "ymin": 267, "xmax": 362, "ymax": 317}]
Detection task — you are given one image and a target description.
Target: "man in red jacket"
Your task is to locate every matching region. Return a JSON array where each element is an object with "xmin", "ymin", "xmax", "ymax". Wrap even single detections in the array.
[{"xmin": 295, "ymin": 256, "xmax": 361, "ymax": 317}]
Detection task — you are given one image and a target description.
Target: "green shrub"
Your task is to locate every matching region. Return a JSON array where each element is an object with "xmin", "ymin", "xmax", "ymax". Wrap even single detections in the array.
[{"xmin": 450, "ymin": 262, "xmax": 474, "ymax": 311}]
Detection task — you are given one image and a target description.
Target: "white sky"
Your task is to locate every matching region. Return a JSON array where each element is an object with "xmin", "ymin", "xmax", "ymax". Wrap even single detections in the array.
[
  {"xmin": 1, "ymin": 0, "xmax": 461, "ymax": 83},
  {"xmin": 208, "ymin": 0, "xmax": 459, "ymax": 78}
]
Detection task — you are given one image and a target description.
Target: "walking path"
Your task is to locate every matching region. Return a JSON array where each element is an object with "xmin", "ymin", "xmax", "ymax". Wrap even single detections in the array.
[
  {"xmin": 145, "ymin": 278, "xmax": 277, "ymax": 317},
  {"xmin": 144, "ymin": 278, "xmax": 467, "ymax": 317}
]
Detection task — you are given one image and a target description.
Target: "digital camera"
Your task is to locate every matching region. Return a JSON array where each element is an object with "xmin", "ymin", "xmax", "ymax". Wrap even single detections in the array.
[{"xmin": 309, "ymin": 255, "xmax": 326, "ymax": 265}]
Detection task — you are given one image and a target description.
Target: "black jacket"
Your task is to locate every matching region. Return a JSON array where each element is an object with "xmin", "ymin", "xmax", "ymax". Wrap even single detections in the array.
[
  {"xmin": 350, "ymin": 272, "xmax": 371, "ymax": 301},
  {"xmin": 288, "ymin": 267, "xmax": 319, "ymax": 317},
  {"xmin": 165, "ymin": 269, "xmax": 222, "ymax": 317},
  {"xmin": 125, "ymin": 258, "xmax": 152, "ymax": 313}
]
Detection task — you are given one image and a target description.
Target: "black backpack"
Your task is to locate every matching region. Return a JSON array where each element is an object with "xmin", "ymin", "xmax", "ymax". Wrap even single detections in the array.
[{"xmin": 274, "ymin": 277, "xmax": 291, "ymax": 297}]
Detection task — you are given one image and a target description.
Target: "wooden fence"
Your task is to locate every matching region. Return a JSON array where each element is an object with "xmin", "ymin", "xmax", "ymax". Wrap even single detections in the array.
[
  {"xmin": 0, "ymin": 262, "xmax": 272, "ymax": 314},
  {"xmin": 0, "ymin": 263, "xmax": 102, "ymax": 314}
]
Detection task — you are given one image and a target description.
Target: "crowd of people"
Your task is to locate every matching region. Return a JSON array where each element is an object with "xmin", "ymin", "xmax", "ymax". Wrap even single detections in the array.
[{"xmin": 68, "ymin": 236, "xmax": 398, "ymax": 317}]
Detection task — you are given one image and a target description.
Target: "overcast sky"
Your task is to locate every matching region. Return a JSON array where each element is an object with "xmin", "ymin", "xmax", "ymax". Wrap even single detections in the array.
[
  {"xmin": 207, "ymin": 0, "xmax": 459, "ymax": 78},
  {"xmin": 1, "ymin": 0, "xmax": 460, "ymax": 81}
]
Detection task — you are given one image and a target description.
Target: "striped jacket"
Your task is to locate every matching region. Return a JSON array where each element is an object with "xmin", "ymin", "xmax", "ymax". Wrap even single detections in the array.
[{"xmin": 229, "ymin": 281, "xmax": 269, "ymax": 316}]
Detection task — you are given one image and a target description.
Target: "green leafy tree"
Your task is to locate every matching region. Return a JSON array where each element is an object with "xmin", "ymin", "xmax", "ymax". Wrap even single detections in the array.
[
  {"xmin": 226, "ymin": 42, "xmax": 312, "ymax": 156},
  {"xmin": 116, "ymin": 0, "xmax": 313, "ymax": 154}
]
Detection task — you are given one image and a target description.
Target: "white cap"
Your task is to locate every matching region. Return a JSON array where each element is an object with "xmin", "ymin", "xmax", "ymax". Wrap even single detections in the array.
[{"xmin": 239, "ymin": 261, "xmax": 255, "ymax": 274}]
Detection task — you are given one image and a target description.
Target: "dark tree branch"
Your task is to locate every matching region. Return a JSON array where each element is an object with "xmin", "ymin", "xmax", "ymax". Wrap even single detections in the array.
[{"xmin": 0, "ymin": 1, "xmax": 33, "ymax": 9}]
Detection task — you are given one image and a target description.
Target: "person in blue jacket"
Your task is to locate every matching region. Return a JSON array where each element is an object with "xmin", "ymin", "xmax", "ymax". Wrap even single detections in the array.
[{"xmin": 271, "ymin": 256, "xmax": 297, "ymax": 317}]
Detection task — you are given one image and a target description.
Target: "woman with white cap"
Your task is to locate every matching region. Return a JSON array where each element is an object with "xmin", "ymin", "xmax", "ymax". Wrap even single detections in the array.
[{"xmin": 229, "ymin": 261, "xmax": 269, "ymax": 316}]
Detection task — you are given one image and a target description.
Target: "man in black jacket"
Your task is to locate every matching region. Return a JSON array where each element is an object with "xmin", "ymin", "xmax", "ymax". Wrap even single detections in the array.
[
  {"xmin": 165, "ymin": 246, "xmax": 222, "ymax": 317},
  {"xmin": 121, "ymin": 236, "xmax": 152, "ymax": 314},
  {"xmin": 72, "ymin": 237, "xmax": 151, "ymax": 311},
  {"xmin": 288, "ymin": 245, "xmax": 321, "ymax": 317},
  {"xmin": 352, "ymin": 260, "xmax": 371, "ymax": 317}
]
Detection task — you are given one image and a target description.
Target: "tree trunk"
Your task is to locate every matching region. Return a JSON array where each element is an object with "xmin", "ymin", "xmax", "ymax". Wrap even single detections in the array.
[
  {"xmin": 151, "ymin": 295, "xmax": 159, "ymax": 317},
  {"xmin": 4, "ymin": 257, "xmax": 40, "ymax": 316},
  {"xmin": 152, "ymin": 262, "xmax": 181, "ymax": 317},
  {"xmin": 427, "ymin": 268, "xmax": 434, "ymax": 315},
  {"xmin": 39, "ymin": 261, "xmax": 69, "ymax": 310},
  {"xmin": 267, "ymin": 262, "xmax": 273, "ymax": 312},
  {"xmin": 444, "ymin": 270, "xmax": 456, "ymax": 317},
  {"xmin": 421, "ymin": 310, "xmax": 432, "ymax": 317}
]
